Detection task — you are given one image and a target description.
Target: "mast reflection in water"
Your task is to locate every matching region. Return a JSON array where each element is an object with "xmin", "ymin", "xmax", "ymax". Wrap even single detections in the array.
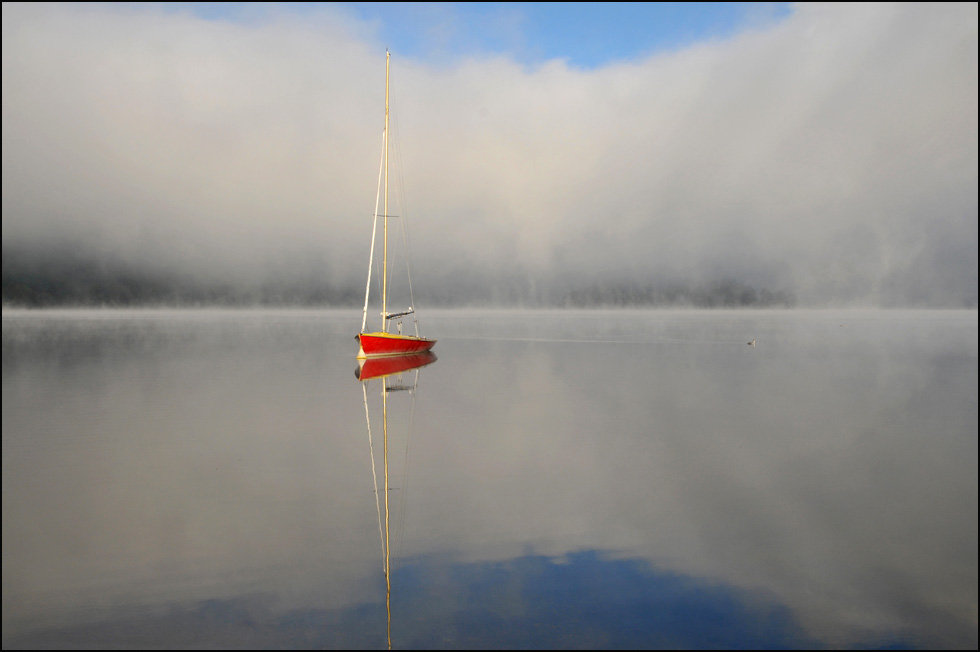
[{"xmin": 357, "ymin": 351, "xmax": 437, "ymax": 649}]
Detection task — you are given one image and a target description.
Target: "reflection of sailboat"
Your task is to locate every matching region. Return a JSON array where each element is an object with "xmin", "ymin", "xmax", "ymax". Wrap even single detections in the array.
[
  {"xmin": 356, "ymin": 351, "xmax": 437, "ymax": 382},
  {"xmin": 356, "ymin": 50, "xmax": 436, "ymax": 359},
  {"xmin": 359, "ymin": 349, "xmax": 435, "ymax": 649}
]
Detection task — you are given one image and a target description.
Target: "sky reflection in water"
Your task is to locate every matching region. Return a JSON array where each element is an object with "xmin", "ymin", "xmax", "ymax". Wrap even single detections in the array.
[{"xmin": 2, "ymin": 309, "xmax": 977, "ymax": 649}]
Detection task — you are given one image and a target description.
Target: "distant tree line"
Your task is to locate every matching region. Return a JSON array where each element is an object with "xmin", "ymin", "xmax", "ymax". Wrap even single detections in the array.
[
  {"xmin": 561, "ymin": 279, "xmax": 796, "ymax": 308},
  {"xmin": 3, "ymin": 246, "xmax": 794, "ymax": 309},
  {"xmin": 1, "ymin": 247, "xmax": 360, "ymax": 308}
]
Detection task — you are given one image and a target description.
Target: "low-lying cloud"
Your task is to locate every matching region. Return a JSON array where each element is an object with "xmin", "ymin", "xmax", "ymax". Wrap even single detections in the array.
[{"xmin": 2, "ymin": 3, "xmax": 977, "ymax": 307}]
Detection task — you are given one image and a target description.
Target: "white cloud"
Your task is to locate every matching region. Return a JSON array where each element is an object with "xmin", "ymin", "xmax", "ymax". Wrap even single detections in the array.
[{"xmin": 2, "ymin": 2, "xmax": 976, "ymax": 305}]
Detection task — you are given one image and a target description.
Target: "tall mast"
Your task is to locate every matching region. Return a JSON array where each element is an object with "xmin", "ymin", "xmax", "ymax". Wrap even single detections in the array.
[{"xmin": 382, "ymin": 50, "xmax": 390, "ymax": 333}]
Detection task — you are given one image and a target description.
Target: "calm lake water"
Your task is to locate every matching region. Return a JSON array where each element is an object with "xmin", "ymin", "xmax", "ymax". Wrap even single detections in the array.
[{"xmin": 2, "ymin": 308, "xmax": 977, "ymax": 649}]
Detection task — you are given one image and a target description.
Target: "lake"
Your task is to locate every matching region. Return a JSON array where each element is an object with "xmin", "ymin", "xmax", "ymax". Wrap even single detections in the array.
[{"xmin": 2, "ymin": 308, "xmax": 977, "ymax": 649}]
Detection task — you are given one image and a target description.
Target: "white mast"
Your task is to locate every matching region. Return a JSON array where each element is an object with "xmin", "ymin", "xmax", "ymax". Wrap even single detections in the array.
[{"xmin": 382, "ymin": 50, "xmax": 390, "ymax": 333}]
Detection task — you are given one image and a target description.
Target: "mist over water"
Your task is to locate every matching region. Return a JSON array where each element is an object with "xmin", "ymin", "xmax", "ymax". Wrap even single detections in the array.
[
  {"xmin": 3, "ymin": 308, "xmax": 976, "ymax": 649},
  {"xmin": 2, "ymin": 3, "xmax": 977, "ymax": 310}
]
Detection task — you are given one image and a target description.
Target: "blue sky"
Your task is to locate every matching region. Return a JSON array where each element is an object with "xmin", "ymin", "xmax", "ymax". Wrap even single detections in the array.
[
  {"xmin": 334, "ymin": 2, "xmax": 792, "ymax": 66},
  {"xmin": 167, "ymin": 2, "xmax": 793, "ymax": 67}
]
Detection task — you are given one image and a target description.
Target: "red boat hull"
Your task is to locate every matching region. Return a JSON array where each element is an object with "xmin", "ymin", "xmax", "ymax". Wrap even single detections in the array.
[{"xmin": 356, "ymin": 332, "xmax": 437, "ymax": 358}]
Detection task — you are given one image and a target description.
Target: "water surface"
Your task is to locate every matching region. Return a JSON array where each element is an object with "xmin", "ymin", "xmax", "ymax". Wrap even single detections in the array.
[{"xmin": 3, "ymin": 308, "xmax": 977, "ymax": 648}]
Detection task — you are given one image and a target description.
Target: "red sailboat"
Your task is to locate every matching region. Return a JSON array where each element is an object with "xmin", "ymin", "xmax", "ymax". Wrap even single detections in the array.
[{"xmin": 356, "ymin": 51, "xmax": 436, "ymax": 360}]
